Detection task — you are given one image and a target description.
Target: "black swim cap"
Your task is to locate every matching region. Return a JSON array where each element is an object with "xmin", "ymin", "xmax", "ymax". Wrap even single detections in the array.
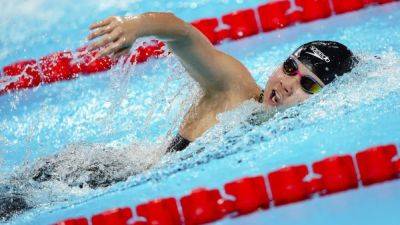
[{"xmin": 292, "ymin": 41, "xmax": 358, "ymax": 85}]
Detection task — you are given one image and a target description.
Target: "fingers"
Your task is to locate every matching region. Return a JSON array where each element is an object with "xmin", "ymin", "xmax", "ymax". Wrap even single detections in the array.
[
  {"xmin": 87, "ymin": 16, "xmax": 133, "ymax": 61},
  {"xmin": 95, "ymin": 38, "xmax": 125, "ymax": 60},
  {"xmin": 90, "ymin": 17, "xmax": 113, "ymax": 30},
  {"xmin": 87, "ymin": 28, "xmax": 122, "ymax": 51},
  {"xmin": 87, "ymin": 24, "xmax": 115, "ymax": 40}
]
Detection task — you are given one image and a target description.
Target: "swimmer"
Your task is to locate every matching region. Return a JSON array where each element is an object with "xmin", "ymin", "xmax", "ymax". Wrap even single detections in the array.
[
  {"xmin": 1, "ymin": 12, "xmax": 358, "ymax": 221},
  {"xmin": 85, "ymin": 13, "xmax": 358, "ymax": 152}
]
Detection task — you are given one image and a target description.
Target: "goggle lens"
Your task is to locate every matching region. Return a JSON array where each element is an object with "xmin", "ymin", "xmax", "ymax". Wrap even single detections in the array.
[
  {"xmin": 283, "ymin": 57, "xmax": 323, "ymax": 94},
  {"xmin": 283, "ymin": 58, "xmax": 298, "ymax": 76},
  {"xmin": 300, "ymin": 76, "xmax": 322, "ymax": 94}
]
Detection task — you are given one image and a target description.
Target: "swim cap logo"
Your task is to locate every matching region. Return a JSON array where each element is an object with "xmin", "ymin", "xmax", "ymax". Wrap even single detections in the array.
[{"xmin": 306, "ymin": 46, "xmax": 331, "ymax": 63}]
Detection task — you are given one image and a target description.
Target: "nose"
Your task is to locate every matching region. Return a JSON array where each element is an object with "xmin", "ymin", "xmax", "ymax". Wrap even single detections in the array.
[{"xmin": 280, "ymin": 80, "xmax": 294, "ymax": 97}]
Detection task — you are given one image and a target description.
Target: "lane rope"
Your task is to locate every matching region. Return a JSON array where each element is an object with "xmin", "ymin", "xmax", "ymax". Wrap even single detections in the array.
[
  {"xmin": 0, "ymin": 0, "xmax": 397, "ymax": 94},
  {"xmin": 53, "ymin": 144, "xmax": 400, "ymax": 225}
]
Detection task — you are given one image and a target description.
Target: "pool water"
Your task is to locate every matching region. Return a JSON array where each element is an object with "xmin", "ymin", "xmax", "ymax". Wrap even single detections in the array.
[{"xmin": 1, "ymin": 1, "xmax": 400, "ymax": 224}]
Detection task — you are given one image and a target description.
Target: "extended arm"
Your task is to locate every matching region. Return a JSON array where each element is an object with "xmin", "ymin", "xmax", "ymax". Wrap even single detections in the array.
[{"xmin": 87, "ymin": 12, "xmax": 252, "ymax": 93}]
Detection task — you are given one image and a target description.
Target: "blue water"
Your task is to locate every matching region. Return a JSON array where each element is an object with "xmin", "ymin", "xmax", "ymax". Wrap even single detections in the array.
[{"xmin": 1, "ymin": 1, "xmax": 400, "ymax": 225}]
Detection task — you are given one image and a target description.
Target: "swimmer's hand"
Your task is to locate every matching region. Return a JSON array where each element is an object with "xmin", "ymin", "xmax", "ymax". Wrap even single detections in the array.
[
  {"xmin": 87, "ymin": 16, "xmax": 139, "ymax": 60},
  {"xmin": 87, "ymin": 13, "xmax": 193, "ymax": 61}
]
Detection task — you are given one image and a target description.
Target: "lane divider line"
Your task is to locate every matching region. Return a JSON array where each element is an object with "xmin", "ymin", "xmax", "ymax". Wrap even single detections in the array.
[{"xmin": 53, "ymin": 144, "xmax": 400, "ymax": 225}]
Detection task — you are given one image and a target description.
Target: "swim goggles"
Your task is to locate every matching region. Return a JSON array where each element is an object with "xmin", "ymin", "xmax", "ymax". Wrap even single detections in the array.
[{"xmin": 283, "ymin": 57, "xmax": 323, "ymax": 94}]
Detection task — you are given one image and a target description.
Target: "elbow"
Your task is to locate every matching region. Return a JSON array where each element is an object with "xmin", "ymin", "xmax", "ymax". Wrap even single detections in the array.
[
  {"xmin": 146, "ymin": 12, "xmax": 191, "ymax": 40},
  {"xmin": 167, "ymin": 13, "xmax": 191, "ymax": 40},
  {"xmin": 138, "ymin": 12, "xmax": 191, "ymax": 42}
]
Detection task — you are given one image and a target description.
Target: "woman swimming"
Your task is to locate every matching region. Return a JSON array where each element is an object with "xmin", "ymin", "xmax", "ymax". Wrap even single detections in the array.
[
  {"xmin": 1, "ymin": 12, "xmax": 358, "ymax": 221},
  {"xmin": 85, "ymin": 13, "xmax": 357, "ymax": 152}
]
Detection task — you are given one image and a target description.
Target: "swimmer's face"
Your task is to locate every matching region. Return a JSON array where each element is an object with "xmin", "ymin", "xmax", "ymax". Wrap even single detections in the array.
[{"xmin": 263, "ymin": 57, "xmax": 325, "ymax": 110}]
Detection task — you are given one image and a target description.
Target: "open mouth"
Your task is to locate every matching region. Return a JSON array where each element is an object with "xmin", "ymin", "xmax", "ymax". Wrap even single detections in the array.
[{"xmin": 269, "ymin": 89, "xmax": 281, "ymax": 105}]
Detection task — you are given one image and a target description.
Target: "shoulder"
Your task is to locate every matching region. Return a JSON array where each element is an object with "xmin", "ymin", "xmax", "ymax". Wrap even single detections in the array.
[{"xmin": 210, "ymin": 51, "xmax": 261, "ymax": 98}]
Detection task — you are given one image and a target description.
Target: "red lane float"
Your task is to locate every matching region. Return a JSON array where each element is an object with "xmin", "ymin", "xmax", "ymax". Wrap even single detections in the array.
[
  {"xmin": 129, "ymin": 40, "xmax": 166, "ymax": 64},
  {"xmin": 2, "ymin": 0, "xmax": 398, "ymax": 95},
  {"xmin": 180, "ymin": 188, "xmax": 233, "ymax": 225},
  {"xmin": 221, "ymin": 9, "xmax": 259, "ymax": 40},
  {"xmin": 312, "ymin": 155, "xmax": 359, "ymax": 195},
  {"xmin": 53, "ymin": 144, "xmax": 400, "ymax": 225},
  {"xmin": 363, "ymin": 0, "xmax": 396, "ymax": 5},
  {"xmin": 91, "ymin": 207, "xmax": 133, "ymax": 225},
  {"xmin": 135, "ymin": 198, "xmax": 181, "ymax": 225},
  {"xmin": 356, "ymin": 144, "xmax": 398, "ymax": 185},
  {"xmin": 224, "ymin": 176, "xmax": 269, "ymax": 215},
  {"xmin": 332, "ymin": 0, "xmax": 365, "ymax": 14},
  {"xmin": 54, "ymin": 217, "xmax": 88, "ymax": 225},
  {"xmin": 295, "ymin": 0, "xmax": 332, "ymax": 22},
  {"xmin": 40, "ymin": 51, "xmax": 76, "ymax": 83},
  {"xmin": 72, "ymin": 48, "xmax": 113, "ymax": 74},
  {"xmin": 257, "ymin": 0, "xmax": 294, "ymax": 32},
  {"xmin": 268, "ymin": 165, "xmax": 312, "ymax": 206},
  {"xmin": 0, "ymin": 40, "xmax": 165, "ymax": 94},
  {"xmin": 1, "ymin": 60, "xmax": 41, "ymax": 94}
]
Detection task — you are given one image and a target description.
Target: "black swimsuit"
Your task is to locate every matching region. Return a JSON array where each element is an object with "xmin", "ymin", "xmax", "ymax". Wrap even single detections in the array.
[{"xmin": 166, "ymin": 134, "xmax": 191, "ymax": 152}]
